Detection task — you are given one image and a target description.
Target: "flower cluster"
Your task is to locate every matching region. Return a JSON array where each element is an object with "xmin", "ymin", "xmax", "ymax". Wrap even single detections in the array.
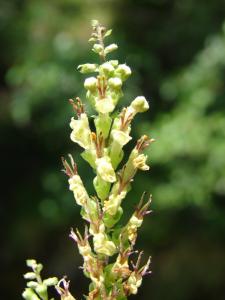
[{"xmin": 22, "ymin": 20, "xmax": 154, "ymax": 300}]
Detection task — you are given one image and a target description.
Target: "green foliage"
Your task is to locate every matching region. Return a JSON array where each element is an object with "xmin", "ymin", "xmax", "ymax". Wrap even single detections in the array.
[{"xmin": 147, "ymin": 23, "xmax": 225, "ymax": 207}]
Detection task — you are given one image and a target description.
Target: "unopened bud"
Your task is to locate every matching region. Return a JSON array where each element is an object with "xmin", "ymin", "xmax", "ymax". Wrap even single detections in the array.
[
  {"xmin": 115, "ymin": 64, "xmax": 132, "ymax": 81},
  {"xmin": 27, "ymin": 281, "xmax": 38, "ymax": 289},
  {"xmin": 127, "ymin": 273, "xmax": 142, "ymax": 295},
  {"xmin": 99, "ymin": 62, "xmax": 114, "ymax": 76},
  {"xmin": 92, "ymin": 43, "xmax": 104, "ymax": 54},
  {"xmin": 24, "ymin": 272, "xmax": 36, "ymax": 280},
  {"xmin": 108, "ymin": 77, "xmax": 122, "ymax": 89},
  {"xmin": 104, "ymin": 43, "xmax": 118, "ymax": 55},
  {"xmin": 43, "ymin": 277, "xmax": 58, "ymax": 286},
  {"xmin": 84, "ymin": 77, "xmax": 97, "ymax": 91},
  {"xmin": 96, "ymin": 156, "xmax": 116, "ymax": 183},
  {"xmin": 104, "ymin": 191, "xmax": 127, "ymax": 216},
  {"xmin": 26, "ymin": 259, "xmax": 37, "ymax": 268},
  {"xmin": 78, "ymin": 64, "xmax": 98, "ymax": 74},
  {"xmin": 131, "ymin": 96, "xmax": 149, "ymax": 113},
  {"xmin": 22, "ymin": 288, "xmax": 40, "ymax": 300},
  {"xmin": 108, "ymin": 60, "xmax": 119, "ymax": 67},
  {"xmin": 91, "ymin": 20, "xmax": 99, "ymax": 27},
  {"xmin": 36, "ymin": 264, "xmax": 43, "ymax": 273},
  {"xmin": 68, "ymin": 175, "xmax": 89, "ymax": 206},
  {"xmin": 93, "ymin": 232, "xmax": 116, "ymax": 256},
  {"xmin": 133, "ymin": 154, "xmax": 149, "ymax": 171},
  {"xmin": 130, "ymin": 215, "xmax": 143, "ymax": 227}
]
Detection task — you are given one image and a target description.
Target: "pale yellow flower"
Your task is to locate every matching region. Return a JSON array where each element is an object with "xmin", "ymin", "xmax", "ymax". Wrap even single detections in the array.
[
  {"xmin": 127, "ymin": 273, "xmax": 142, "ymax": 295},
  {"xmin": 133, "ymin": 154, "xmax": 149, "ymax": 171},
  {"xmin": 104, "ymin": 191, "xmax": 127, "ymax": 215},
  {"xmin": 70, "ymin": 114, "xmax": 91, "ymax": 149},
  {"xmin": 93, "ymin": 232, "xmax": 116, "ymax": 256},
  {"xmin": 95, "ymin": 97, "xmax": 115, "ymax": 114},
  {"xmin": 95, "ymin": 156, "xmax": 116, "ymax": 183},
  {"xmin": 68, "ymin": 175, "xmax": 89, "ymax": 206},
  {"xmin": 111, "ymin": 129, "xmax": 132, "ymax": 147}
]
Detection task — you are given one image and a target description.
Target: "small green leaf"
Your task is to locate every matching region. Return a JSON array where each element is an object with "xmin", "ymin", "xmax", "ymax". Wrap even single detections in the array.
[
  {"xmin": 104, "ymin": 29, "xmax": 112, "ymax": 38},
  {"xmin": 88, "ymin": 37, "xmax": 96, "ymax": 42}
]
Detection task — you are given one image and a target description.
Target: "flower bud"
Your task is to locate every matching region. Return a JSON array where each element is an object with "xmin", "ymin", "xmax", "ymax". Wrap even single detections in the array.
[
  {"xmin": 22, "ymin": 288, "xmax": 40, "ymax": 300},
  {"xmin": 126, "ymin": 214, "xmax": 144, "ymax": 244},
  {"xmin": 24, "ymin": 272, "xmax": 36, "ymax": 280},
  {"xmin": 95, "ymin": 156, "xmax": 116, "ymax": 183},
  {"xmin": 92, "ymin": 43, "xmax": 104, "ymax": 54},
  {"xmin": 108, "ymin": 77, "xmax": 122, "ymax": 90},
  {"xmin": 91, "ymin": 19, "xmax": 99, "ymax": 27},
  {"xmin": 131, "ymin": 96, "xmax": 149, "ymax": 113},
  {"xmin": 26, "ymin": 259, "xmax": 37, "ymax": 268},
  {"xmin": 35, "ymin": 284, "xmax": 47, "ymax": 299},
  {"xmin": 68, "ymin": 175, "xmax": 89, "ymax": 206},
  {"xmin": 99, "ymin": 62, "xmax": 114, "ymax": 76},
  {"xmin": 36, "ymin": 264, "xmax": 43, "ymax": 273},
  {"xmin": 126, "ymin": 273, "xmax": 142, "ymax": 295},
  {"xmin": 93, "ymin": 232, "xmax": 116, "ymax": 256},
  {"xmin": 84, "ymin": 77, "xmax": 97, "ymax": 91},
  {"xmin": 129, "ymin": 215, "xmax": 143, "ymax": 227},
  {"xmin": 111, "ymin": 130, "xmax": 131, "ymax": 147},
  {"xmin": 133, "ymin": 154, "xmax": 149, "ymax": 171},
  {"xmin": 70, "ymin": 114, "xmax": 91, "ymax": 149},
  {"xmin": 115, "ymin": 64, "xmax": 132, "ymax": 81},
  {"xmin": 27, "ymin": 282, "xmax": 38, "ymax": 289},
  {"xmin": 104, "ymin": 190, "xmax": 127, "ymax": 215},
  {"xmin": 108, "ymin": 60, "xmax": 119, "ymax": 67},
  {"xmin": 78, "ymin": 244, "xmax": 92, "ymax": 258},
  {"xmin": 78, "ymin": 64, "xmax": 98, "ymax": 74},
  {"xmin": 43, "ymin": 277, "xmax": 58, "ymax": 286},
  {"xmin": 104, "ymin": 43, "xmax": 118, "ymax": 55}
]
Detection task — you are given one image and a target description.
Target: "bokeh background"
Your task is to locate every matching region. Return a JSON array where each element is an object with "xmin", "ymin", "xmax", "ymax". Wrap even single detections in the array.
[{"xmin": 1, "ymin": 0, "xmax": 225, "ymax": 299}]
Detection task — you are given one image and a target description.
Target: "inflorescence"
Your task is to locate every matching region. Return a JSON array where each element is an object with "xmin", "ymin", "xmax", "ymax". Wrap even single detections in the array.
[{"xmin": 22, "ymin": 20, "xmax": 154, "ymax": 300}]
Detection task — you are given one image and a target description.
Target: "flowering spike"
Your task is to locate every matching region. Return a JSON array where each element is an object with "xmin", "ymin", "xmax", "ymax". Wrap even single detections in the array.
[{"xmin": 23, "ymin": 20, "xmax": 155, "ymax": 300}]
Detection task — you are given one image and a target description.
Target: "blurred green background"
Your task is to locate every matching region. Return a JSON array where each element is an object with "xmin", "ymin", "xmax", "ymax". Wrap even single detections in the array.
[{"xmin": 1, "ymin": 0, "xmax": 225, "ymax": 299}]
